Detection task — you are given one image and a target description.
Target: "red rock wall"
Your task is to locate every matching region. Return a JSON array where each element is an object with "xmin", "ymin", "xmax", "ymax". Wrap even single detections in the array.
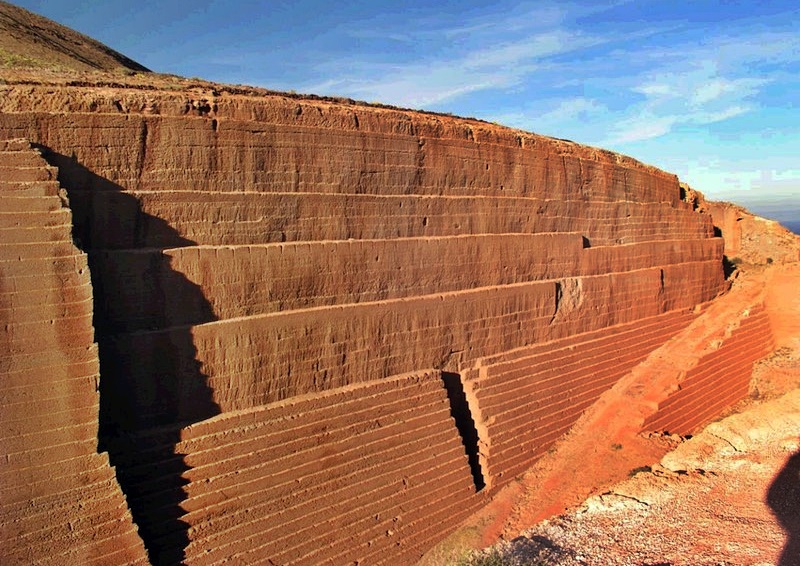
[
  {"xmin": 114, "ymin": 372, "xmax": 484, "ymax": 565},
  {"xmin": 0, "ymin": 139, "xmax": 148, "ymax": 565},
  {"xmin": 642, "ymin": 304, "xmax": 775, "ymax": 435},
  {"xmin": 467, "ymin": 308, "xmax": 702, "ymax": 487},
  {"xmin": 0, "ymin": 84, "xmax": 734, "ymax": 564}
]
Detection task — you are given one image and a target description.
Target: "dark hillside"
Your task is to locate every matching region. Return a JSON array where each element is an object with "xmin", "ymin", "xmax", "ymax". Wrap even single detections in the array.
[{"xmin": 0, "ymin": 0, "xmax": 149, "ymax": 72}]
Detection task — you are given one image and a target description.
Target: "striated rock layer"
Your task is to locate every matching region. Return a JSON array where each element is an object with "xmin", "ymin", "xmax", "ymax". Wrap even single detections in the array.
[
  {"xmin": 0, "ymin": 139, "xmax": 148, "ymax": 564},
  {"xmin": 0, "ymin": 79, "xmax": 741, "ymax": 565}
]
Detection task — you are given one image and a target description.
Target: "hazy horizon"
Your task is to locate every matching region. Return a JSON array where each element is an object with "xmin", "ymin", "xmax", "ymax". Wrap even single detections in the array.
[{"xmin": 11, "ymin": 0, "xmax": 800, "ymax": 222}]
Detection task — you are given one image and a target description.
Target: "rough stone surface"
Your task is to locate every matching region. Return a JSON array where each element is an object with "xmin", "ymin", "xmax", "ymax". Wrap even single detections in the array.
[
  {"xmin": 1, "ymin": 16, "xmax": 792, "ymax": 565},
  {"xmin": 0, "ymin": 140, "xmax": 148, "ymax": 565},
  {"xmin": 707, "ymin": 200, "xmax": 800, "ymax": 265}
]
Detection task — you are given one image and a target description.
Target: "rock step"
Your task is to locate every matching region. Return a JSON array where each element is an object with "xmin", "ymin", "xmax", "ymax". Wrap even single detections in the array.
[
  {"xmin": 0, "ymin": 285, "xmax": 93, "ymax": 313},
  {"xmin": 21, "ymin": 521, "xmax": 147, "ymax": 566},
  {"xmin": 179, "ymin": 426, "xmax": 458, "ymax": 539},
  {"xmin": 3, "ymin": 490, "xmax": 127, "ymax": 544},
  {"xmin": 0, "ymin": 466, "xmax": 117, "ymax": 519},
  {"xmin": 102, "ymin": 279, "xmax": 554, "ymax": 429},
  {"xmin": 180, "ymin": 406, "xmax": 450, "ymax": 510},
  {"xmin": 5, "ymin": 506, "xmax": 138, "ymax": 566},
  {"xmin": 120, "ymin": 391, "xmax": 447, "ymax": 505},
  {"xmin": 0, "ymin": 241, "xmax": 77, "ymax": 260},
  {"xmin": 0, "ymin": 139, "xmax": 31, "ymax": 152},
  {"xmin": 77, "ymin": 541, "xmax": 152, "ymax": 566},
  {"xmin": 155, "ymin": 429, "xmax": 462, "ymax": 559},
  {"xmin": 479, "ymin": 304, "xmax": 698, "ymax": 369},
  {"xmin": 490, "ymin": 420, "xmax": 577, "ymax": 480},
  {"xmin": 643, "ymin": 309, "xmax": 774, "ymax": 434},
  {"xmin": 481, "ymin": 315, "xmax": 694, "ymax": 405},
  {"xmin": 2, "ymin": 405, "xmax": 97, "ymax": 445},
  {"xmin": 251, "ymin": 466, "xmax": 470, "ymax": 565},
  {"xmin": 346, "ymin": 483, "xmax": 483, "ymax": 566},
  {"xmin": 103, "ymin": 266, "xmax": 719, "ymax": 430},
  {"xmin": 4, "ymin": 436, "xmax": 102, "ymax": 470},
  {"xmin": 0, "ymin": 165, "xmax": 58, "ymax": 183},
  {"xmin": 0, "ymin": 209, "xmax": 71, "ymax": 229},
  {"xmin": 274, "ymin": 469, "xmax": 477, "ymax": 565},
  {"xmin": 485, "ymin": 343, "xmax": 661, "ymax": 431},
  {"xmin": 71, "ymin": 188, "xmax": 712, "ymax": 249},
  {"xmin": 0, "ymin": 223, "xmax": 73, "ymax": 244},
  {"xmin": 645, "ymin": 328, "xmax": 773, "ymax": 434},
  {"xmin": 0, "ymin": 342, "xmax": 98, "ymax": 372},
  {"xmin": 0, "ymin": 374, "xmax": 97, "ymax": 406},
  {"xmin": 0, "ymin": 150, "xmax": 48, "ymax": 167},
  {"xmin": 183, "ymin": 459, "xmax": 471, "ymax": 566},
  {"xmin": 93, "ymin": 237, "xmax": 721, "ymax": 333},
  {"xmin": 0, "ymin": 358, "xmax": 98, "ymax": 391},
  {"xmin": 477, "ymin": 309, "xmax": 695, "ymax": 392},
  {"xmin": 492, "ymin": 392, "xmax": 614, "ymax": 464},
  {"xmin": 0, "ymin": 452, "xmax": 112, "ymax": 507},
  {"xmin": 474, "ymin": 308, "xmax": 699, "ymax": 489},
  {"xmin": 2, "ymin": 317, "xmax": 95, "ymax": 355},
  {"xmin": 130, "ymin": 373, "xmax": 472, "ymax": 564},
  {"xmin": 0, "ymin": 180, "xmax": 61, "ymax": 196},
  {"xmin": 0, "ymin": 296, "xmax": 93, "ymax": 320},
  {"xmin": 118, "ymin": 399, "xmax": 447, "ymax": 509},
  {"xmin": 0, "ymin": 195, "xmax": 62, "ymax": 212},
  {"xmin": 109, "ymin": 371, "xmax": 439, "ymax": 469},
  {"xmin": 0, "ymin": 256, "xmax": 88, "ymax": 281}
]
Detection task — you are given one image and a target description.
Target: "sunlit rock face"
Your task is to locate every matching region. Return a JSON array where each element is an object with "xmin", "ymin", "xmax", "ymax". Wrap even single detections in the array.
[
  {"xmin": 1, "ymin": 81, "xmax": 731, "ymax": 565},
  {"xmin": 0, "ymin": 138, "xmax": 149, "ymax": 565}
]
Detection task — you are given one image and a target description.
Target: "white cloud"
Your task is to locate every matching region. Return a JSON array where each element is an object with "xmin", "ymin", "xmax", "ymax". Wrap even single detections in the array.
[
  {"xmin": 301, "ymin": 3, "xmax": 651, "ymax": 109},
  {"xmin": 304, "ymin": 28, "xmax": 603, "ymax": 108},
  {"xmin": 607, "ymin": 114, "xmax": 678, "ymax": 144},
  {"xmin": 634, "ymin": 83, "xmax": 674, "ymax": 98}
]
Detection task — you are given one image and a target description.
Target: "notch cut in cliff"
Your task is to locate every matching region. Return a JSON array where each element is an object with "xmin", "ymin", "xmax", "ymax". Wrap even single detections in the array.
[{"xmin": 442, "ymin": 371, "xmax": 486, "ymax": 492}]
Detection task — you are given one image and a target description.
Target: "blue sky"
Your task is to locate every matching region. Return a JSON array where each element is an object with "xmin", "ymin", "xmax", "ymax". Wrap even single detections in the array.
[{"xmin": 15, "ymin": 1, "xmax": 800, "ymax": 220}]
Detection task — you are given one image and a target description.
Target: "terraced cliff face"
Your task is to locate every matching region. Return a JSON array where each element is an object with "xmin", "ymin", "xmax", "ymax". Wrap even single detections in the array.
[
  {"xmin": 0, "ymin": 79, "xmax": 739, "ymax": 565},
  {"xmin": 0, "ymin": 139, "xmax": 148, "ymax": 564}
]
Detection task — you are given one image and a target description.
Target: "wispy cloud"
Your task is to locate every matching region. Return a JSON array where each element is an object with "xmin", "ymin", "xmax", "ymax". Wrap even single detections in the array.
[
  {"xmin": 302, "ymin": 3, "xmax": 640, "ymax": 108},
  {"xmin": 605, "ymin": 76, "xmax": 770, "ymax": 144}
]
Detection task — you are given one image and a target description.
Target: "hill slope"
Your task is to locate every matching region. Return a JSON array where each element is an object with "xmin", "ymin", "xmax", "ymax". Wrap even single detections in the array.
[{"xmin": 0, "ymin": 0, "xmax": 149, "ymax": 72}]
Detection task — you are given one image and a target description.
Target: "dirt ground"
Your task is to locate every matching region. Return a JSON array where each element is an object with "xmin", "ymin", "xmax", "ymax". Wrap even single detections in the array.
[{"xmin": 422, "ymin": 264, "xmax": 800, "ymax": 565}]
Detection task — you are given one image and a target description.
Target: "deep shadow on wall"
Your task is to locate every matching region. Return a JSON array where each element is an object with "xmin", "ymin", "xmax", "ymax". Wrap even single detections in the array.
[{"xmin": 37, "ymin": 146, "xmax": 220, "ymax": 565}]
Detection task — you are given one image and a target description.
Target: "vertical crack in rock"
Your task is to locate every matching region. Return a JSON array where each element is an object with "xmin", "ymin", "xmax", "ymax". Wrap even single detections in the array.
[
  {"xmin": 441, "ymin": 372, "xmax": 486, "ymax": 492},
  {"xmin": 136, "ymin": 120, "xmax": 148, "ymax": 188}
]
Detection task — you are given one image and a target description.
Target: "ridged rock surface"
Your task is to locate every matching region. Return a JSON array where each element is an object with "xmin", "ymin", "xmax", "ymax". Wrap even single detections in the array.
[
  {"xmin": 0, "ymin": 139, "xmax": 148, "ymax": 565},
  {"xmin": 0, "ymin": 80, "xmax": 747, "ymax": 565}
]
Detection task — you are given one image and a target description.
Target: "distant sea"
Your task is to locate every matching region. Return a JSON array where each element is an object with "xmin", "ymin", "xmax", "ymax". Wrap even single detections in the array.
[
  {"xmin": 735, "ymin": 201, "xmax": 800, "ymax": 235},
  {"xmin": 782, "ymin": 220, "xmax": 800, "ymax": 235}
]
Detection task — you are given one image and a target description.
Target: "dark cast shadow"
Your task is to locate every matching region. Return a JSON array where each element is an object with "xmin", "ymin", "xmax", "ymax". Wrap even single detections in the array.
[
  {"xmin": 36, "ymin": 146, "xmax": 220, "ymax": 566},
  {"xmin": 767, "ymin": 449, "xmax": 800, "ymax": 566}
]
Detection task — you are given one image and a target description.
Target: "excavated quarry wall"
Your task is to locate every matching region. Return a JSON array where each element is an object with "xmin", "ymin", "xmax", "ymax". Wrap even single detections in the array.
[
  {"xmin": 0, "ymin": 140, "xmax": 148, "ymax": 565},
  {"xmin": 642, "ymin": 303, "xmax": 775, "ymax": 435},
  {"xmin": 0, "ymin": 84, "xmax": 740, "ymax": 564}
]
